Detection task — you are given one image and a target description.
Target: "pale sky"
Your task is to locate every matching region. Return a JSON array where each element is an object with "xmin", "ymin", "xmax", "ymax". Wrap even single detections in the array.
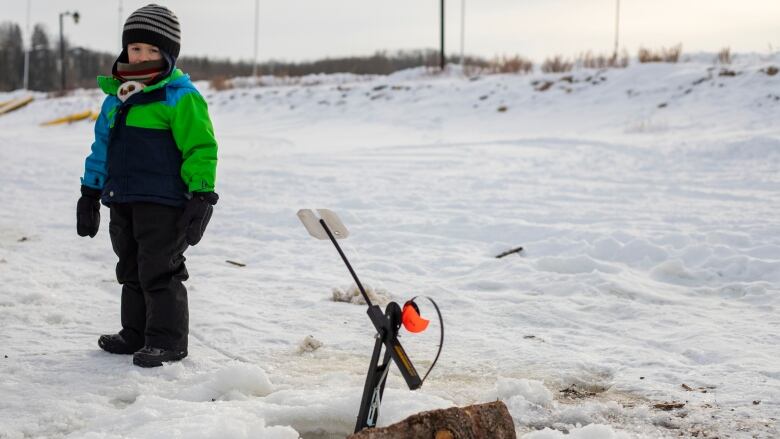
[{"xmin": 2, "ymin": 0, "xmax": 779, "ymax": 62}]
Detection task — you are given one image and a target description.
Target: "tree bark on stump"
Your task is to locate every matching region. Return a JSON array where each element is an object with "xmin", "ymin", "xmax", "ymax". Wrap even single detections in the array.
[{"xmin": 347, "ymin": 401, "xmax": 516, "ymax": 439}]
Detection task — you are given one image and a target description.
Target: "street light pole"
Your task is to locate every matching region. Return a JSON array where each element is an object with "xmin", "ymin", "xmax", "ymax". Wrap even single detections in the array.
[
  {"xmin": 440, "ymin": 0, "xmax": 445, "ymax": 70},
  {"xmin": 59, "ymin": 12, "xmax": 65, "ymax": 91},
  {"xmin": 23, "ymin": 0, "xmax": 31, "ymax": 90},
  {"xmin": 460, "ymin": 0, "xmax": 465, "ymax": 68},
  {"xmin": 59, "ymin": 10, "xmax": 79, "ymax": 92},
  {"xmin": 613, "ymin": 0, "xmax": 620, "ymax": 59},
  {"xmin": 253, "ymin": 0, "xmax": 259, "ymax": 77}
]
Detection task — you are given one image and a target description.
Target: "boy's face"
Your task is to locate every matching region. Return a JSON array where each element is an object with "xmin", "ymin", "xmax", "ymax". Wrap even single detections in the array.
[{"xmin": 127, "ymin": 42, "xmax": 162, "ymax": 64}]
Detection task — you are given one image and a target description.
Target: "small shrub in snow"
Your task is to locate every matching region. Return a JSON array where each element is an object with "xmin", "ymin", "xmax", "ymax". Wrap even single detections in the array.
[
  {"xmin": 761, "ymin": 66, "xmax": 778, "ymax": 76},
  {"xmin": 576, "ymin": 51, "xmax": 629, "ymax": 69},
  {"xmin": 717, "ymin": 47, "xmax": 732, "ymax": 64},
  {"xmin": 331, "ymin": 283, "xmax": 390, "ymax": 306},
  {"xmin": 541, "ymin": 56, "xmax": 573, "ymax": 73},
  {"xmin": 297, "ymin": 335, "xmax": 323, "ymax": 353},
  {"xmin": 638, "ymin": 45, "xmax": 682, "ymax": 63},
  {"xmin": 489, "ymin": 55, "xmax": 534, "ymax": 74},
  {"xmin": 209, "ymin": 76, "xmax": 234, "ymax": 91}
]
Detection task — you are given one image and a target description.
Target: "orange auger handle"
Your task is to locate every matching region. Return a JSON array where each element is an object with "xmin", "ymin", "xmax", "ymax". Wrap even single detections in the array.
[{"xmin": 402, "ymin": 300, "xmax": 429, "ymax": 333}]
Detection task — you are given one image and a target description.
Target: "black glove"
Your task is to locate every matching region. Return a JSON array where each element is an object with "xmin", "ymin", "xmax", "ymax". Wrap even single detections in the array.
[
  {"xmin": 77, "ymin": 185, "xmax": 102, "ymax": 238},
  {"xmin": 179, "ymin": 192, "xmax": 218, "ymax": 246}
]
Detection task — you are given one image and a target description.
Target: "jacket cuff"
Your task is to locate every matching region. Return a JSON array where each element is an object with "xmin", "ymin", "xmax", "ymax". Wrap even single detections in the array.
[
  {"xmin": 192, "ymin": 191, "xmax": 219, "ymax": 205},
  {"xmin": 81, "ymin": 185, "xmax": 102, "ymax": 199}
]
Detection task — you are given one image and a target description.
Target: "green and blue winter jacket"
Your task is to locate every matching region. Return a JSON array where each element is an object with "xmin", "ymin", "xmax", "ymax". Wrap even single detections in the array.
[{"xmin": 82, "ymin": 69, "xmax": 217, "ymax": 207}]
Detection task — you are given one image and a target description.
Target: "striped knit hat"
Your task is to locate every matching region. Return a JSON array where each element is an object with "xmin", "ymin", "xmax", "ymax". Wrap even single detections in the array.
[{"xmin": 122, "ymin": 4, "xmax": 181, "ymax": 59}]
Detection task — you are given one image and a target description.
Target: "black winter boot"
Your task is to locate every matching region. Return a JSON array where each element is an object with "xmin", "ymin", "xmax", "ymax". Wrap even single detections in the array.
[
  {"xmin": 133, "ymin": 346, "xmax": 188, "ymax": 368},
  {"xmin": 98, "ymin": 334, "xmax": 142, "ymax": 355}
]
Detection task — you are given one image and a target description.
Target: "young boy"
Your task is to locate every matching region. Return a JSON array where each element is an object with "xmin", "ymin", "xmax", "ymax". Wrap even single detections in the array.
[{"xmin": 76, "ymin": 4, "xmax": 218, "ymax": 367}]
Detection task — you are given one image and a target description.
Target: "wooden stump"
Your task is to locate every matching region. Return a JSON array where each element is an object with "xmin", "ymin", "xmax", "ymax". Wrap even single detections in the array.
[{"xmin": 347, "ymin": 401, "xmax": 516, "ymax": 439}]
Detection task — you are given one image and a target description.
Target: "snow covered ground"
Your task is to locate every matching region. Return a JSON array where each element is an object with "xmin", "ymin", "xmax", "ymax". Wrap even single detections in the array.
[{"xmin": 1, "ymin": 53, "xmax": 779, "ymax": 438}]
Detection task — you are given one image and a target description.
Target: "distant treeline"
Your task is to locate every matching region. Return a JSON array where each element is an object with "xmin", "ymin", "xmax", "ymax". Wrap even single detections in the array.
[
  {"xmin": 1, "ymin": 21, "xmax": 488, "ymax": 92},
  {"xmin": 3, "ymin": 21, "xmax": 692, "ymax": 92}
]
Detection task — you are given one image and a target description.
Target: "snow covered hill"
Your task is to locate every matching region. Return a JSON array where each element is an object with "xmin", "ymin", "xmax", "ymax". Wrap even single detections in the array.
[{"xmin": 1, "ymin": 53, "xmax": 778, "ymax": 438}]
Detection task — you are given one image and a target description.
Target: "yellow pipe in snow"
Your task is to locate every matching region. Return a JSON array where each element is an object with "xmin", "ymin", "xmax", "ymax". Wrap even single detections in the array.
[
  {"xmin": 0, "ymin": 96, "xmax": 34, "ymax": 116},
  {"xmin": 41, "ymin": 110, "xmax": 95, "ymax": 126}
]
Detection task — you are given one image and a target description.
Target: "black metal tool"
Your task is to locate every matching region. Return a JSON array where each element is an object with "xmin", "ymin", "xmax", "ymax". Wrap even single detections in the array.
[{"xmin": 297, "ymin": 209, "xmax": 425, "ymax": 432}]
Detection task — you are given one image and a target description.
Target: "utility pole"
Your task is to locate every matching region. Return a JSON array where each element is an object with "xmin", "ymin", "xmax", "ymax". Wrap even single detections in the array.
[
  {"xmin": 59, "ymin": 10, "xmax": 79, "ymax": 92},
  {"xmin": 253, "ymin": 0, "xmax": 259, "ymax": 77},
  {"xmin": 23, "ymin": 0, "xmax": 31, "ymax": 90},
  {"xmin": 613, "ymin": 0, "xmax": 620, "ymax": 59},
  {"xmin": 459, "ymin": 0, "xmax": 465, "ymax": 68},
  {"xmin": 440, "ymin": 0, "xmax": 445, "ymax": 70}
]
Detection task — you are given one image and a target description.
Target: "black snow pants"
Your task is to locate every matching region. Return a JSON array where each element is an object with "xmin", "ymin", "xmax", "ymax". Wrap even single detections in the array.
[{"xmin": 109, "ymin": 202, "xmax": 189, "ymax": 351}]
